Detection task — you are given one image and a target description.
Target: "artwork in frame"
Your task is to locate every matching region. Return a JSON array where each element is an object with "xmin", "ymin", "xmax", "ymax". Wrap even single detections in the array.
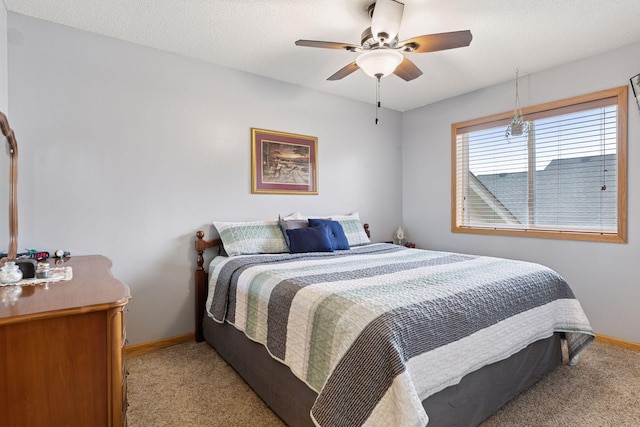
[
  {"xmin": 630, "ymin": 73, "xmax": 640, "ymax": 112},
  {"xmin": 251, "ymin": 128, "xmax": 318, "ymax": 195}
]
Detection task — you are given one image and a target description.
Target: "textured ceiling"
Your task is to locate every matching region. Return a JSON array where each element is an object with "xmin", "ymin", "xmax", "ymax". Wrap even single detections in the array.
[{"xmin": 4, "ymin": 0, "xmax": 640, "ymax": 111}]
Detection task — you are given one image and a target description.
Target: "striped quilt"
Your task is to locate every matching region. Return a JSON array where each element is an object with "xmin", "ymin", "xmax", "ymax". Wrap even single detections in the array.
[{"xmin": 206, "ymin": 243, "xmax": 594, "ymax": 427}]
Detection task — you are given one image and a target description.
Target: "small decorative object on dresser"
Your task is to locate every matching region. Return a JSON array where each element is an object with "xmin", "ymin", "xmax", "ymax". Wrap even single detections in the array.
[
  {"xmin": 0, "ymin": 261, "xmax": 22, "ymax": 284},
  {"xmin": 0, "ymin": 255, "xmax": 131, "ymax": 426}
]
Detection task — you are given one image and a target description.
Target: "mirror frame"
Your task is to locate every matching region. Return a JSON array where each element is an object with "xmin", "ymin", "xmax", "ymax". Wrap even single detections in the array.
[{"xmin": 0, "ymin": 111, "xmax": 18, "ymax": 264}]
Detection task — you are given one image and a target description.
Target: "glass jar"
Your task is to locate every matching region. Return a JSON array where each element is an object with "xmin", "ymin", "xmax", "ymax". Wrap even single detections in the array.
[
  {"xmin": 36, "ymin": 262, "xmax": 50, "ymax": 279},
  {"xmin": 0, "ymin": 261, "xmax": 23, "ymax": 284}
]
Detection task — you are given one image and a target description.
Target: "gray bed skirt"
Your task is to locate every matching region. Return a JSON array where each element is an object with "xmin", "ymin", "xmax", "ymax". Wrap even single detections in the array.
[{"xmin": 203, "ymin": 315, "xmax": 562, "ymax": 427}]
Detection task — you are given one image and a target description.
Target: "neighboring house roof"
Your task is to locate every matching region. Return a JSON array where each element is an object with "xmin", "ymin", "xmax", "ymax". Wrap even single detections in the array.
[
  {"xmin": 474, "ymin": 154, "xmax": 617, "ymax": 229},
  {"xmin": 468, "ymin": 173, "xmax": 520, "ymax": 224}
]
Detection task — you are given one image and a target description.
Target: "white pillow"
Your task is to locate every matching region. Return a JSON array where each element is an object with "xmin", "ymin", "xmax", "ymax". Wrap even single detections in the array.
[
  {"xmin": 214, "ymin": 220, "xmax": 288, "ymax": 256},
  {"xmin": 282, "ymin": 212, "xmax": 310, "ymax": 220}
]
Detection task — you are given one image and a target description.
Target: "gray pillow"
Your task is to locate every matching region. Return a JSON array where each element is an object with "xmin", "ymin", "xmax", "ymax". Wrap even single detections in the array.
[{"xmin": 278, "ymin": 216, "xmax": 309, "ymax": 249}]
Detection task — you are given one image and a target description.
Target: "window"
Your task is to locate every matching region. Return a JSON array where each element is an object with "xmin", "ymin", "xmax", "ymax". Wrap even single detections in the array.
[{"xmin": 452, "ymin": 86, "xmax": 627, "ymax": 242}]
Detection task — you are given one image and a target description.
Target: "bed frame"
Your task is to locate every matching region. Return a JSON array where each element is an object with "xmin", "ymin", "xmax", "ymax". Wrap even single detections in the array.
[
  {"xmin": 193, "ymin": 226, "xmax": 563, "ymax": 427},
  {"xmin": 194, "ymin": 230, "xmax": 222, "ymax": 343}
]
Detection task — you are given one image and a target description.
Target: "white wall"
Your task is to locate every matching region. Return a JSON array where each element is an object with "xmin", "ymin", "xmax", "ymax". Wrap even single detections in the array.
[
  {"xmin": 403, "ymin": 42, "xmax": 640, "ymax": 343},
  {"xmin": 7, "ymin": 13, "xmax": 403, "ymax": 344}
]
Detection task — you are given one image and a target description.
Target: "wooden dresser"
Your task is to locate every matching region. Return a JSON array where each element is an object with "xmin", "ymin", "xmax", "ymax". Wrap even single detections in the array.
[{"xmin": 0, "ymin": 255, "xmax": 131, "ymax": 426}]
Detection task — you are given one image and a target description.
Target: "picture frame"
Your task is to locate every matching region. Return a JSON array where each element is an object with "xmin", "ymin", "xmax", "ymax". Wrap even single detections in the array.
[
  {"xmin": 251, "ymin": 128, "xmax": 318, "ymax": 194},
  {"xmin": 630, "ymin": 73, "xmax": 640, "ymax": 112}
]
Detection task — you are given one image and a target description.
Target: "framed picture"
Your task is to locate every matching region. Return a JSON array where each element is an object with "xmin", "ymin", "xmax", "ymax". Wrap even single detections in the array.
[
  {"xmin": 630, "ymin": 73, "xmax": 640, "ymax": 112},
  {"xmin": 251, "ymin": 128, "xmax": 318, "ymax": 194}
]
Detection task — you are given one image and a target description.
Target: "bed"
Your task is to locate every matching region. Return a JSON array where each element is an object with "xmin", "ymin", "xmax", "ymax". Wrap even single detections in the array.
[{"xmin": 194, "ymin": 216, "xmax": 594, "ymax": 427}]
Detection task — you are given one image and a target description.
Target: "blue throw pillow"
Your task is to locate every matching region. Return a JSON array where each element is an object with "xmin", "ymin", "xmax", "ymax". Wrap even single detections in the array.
[
  {"xmin": 308, "ymin": 219, "xmax": 350, "ymax": 250},
  {"xmin": 286, "ymin": 224, "xmax": 334, "ymax": 253}
]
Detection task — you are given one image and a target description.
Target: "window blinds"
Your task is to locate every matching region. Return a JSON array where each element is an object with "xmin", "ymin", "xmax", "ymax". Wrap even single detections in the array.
[{"xmin": 453, "ymin": 89, "xmax": 625, "ymax": 241}]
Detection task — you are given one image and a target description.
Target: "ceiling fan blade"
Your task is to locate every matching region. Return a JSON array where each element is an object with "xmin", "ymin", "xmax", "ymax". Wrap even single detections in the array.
[
  {"xmin": 397, "ymin": 30, "xmax": 472, "ymax": 53},
  {"xmin": 327, "ymin": 62, "xmax": 360, "ymax": 81},
  {"xmin": 393, "ymin": 57, "xmax": 423, "ymax": 81},
  {"xmin": 295, "ymin": 40, "xmax": 360, "ymax": 52},
  {"xmin": 371, "ymin": 0, "xmax": 405, "ymax": 43}
]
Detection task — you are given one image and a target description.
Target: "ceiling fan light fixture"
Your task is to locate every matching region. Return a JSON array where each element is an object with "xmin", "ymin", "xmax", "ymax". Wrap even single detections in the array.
[
  {"xmin": 295, "ymin": 0, "xmax": 471, "ymax": 85},
  {"xmin": 370, "ymin": 0, "xmax": 404, "ymax": 44},
  {"xmin": 356, "ymin": 50, "xmax": 403, "ymax": 78}
]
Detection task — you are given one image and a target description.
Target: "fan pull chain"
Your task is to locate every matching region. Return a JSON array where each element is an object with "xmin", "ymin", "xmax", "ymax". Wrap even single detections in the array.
[{"xmin": 375, "ymin": 74, "xmax": 381, "ymax": 125}]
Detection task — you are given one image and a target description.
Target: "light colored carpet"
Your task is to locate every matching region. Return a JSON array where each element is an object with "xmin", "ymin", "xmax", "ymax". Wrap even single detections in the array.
[{"xmin": 126, "ymin": 341, "xmax": 640, "ymax": 427}]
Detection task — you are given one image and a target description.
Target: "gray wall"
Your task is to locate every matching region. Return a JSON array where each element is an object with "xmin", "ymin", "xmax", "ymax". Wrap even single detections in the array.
[
  {"xmin": 5, "ymin": 12, "xmax": 639, "ymax": 345},
  {"xmin": 6, "ymin": 14, "xmax": 402, "ymax": 344},
  {"xmin": 0, "ymin": 4, "xmax": 8, "ymax": 251},
  {"xmin": 403, "ymin": 42, "xmax": 640, "ymax": 343},
  {"xmin": 0, "ymin": 3, "xmax": 6, "ymax": 112}
]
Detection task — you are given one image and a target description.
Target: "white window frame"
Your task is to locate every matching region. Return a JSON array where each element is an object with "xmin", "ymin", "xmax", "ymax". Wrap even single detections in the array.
[{"xmin": 451, "ymin": 86, "xmax": 627, "ymax": 243}]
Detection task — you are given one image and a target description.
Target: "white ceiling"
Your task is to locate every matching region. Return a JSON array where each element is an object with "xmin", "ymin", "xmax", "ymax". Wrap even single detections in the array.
[{"xmin": 4, "ymin": 0, "xmax": 640, "ymax": 111}]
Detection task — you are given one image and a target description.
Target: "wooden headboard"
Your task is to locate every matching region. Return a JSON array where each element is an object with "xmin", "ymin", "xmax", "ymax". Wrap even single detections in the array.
[
  {"xmin": 194, "ymin": 231, "xmax": 221, "ymax": 342},
  {"xmin": 193, "ymin": 223, "xmax": 370, "ymax": 342}
]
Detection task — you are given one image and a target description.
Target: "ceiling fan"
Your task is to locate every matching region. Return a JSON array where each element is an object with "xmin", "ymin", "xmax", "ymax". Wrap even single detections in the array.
[{"xmin": 295, "ymin": 0, "xmax": 472, "ymax": 82}]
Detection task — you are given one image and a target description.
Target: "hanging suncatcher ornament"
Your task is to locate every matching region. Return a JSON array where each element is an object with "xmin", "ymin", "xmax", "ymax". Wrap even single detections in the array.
[{"xmin": 505, "ymin": 69, "xmax": 529, "ymax": 141}]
